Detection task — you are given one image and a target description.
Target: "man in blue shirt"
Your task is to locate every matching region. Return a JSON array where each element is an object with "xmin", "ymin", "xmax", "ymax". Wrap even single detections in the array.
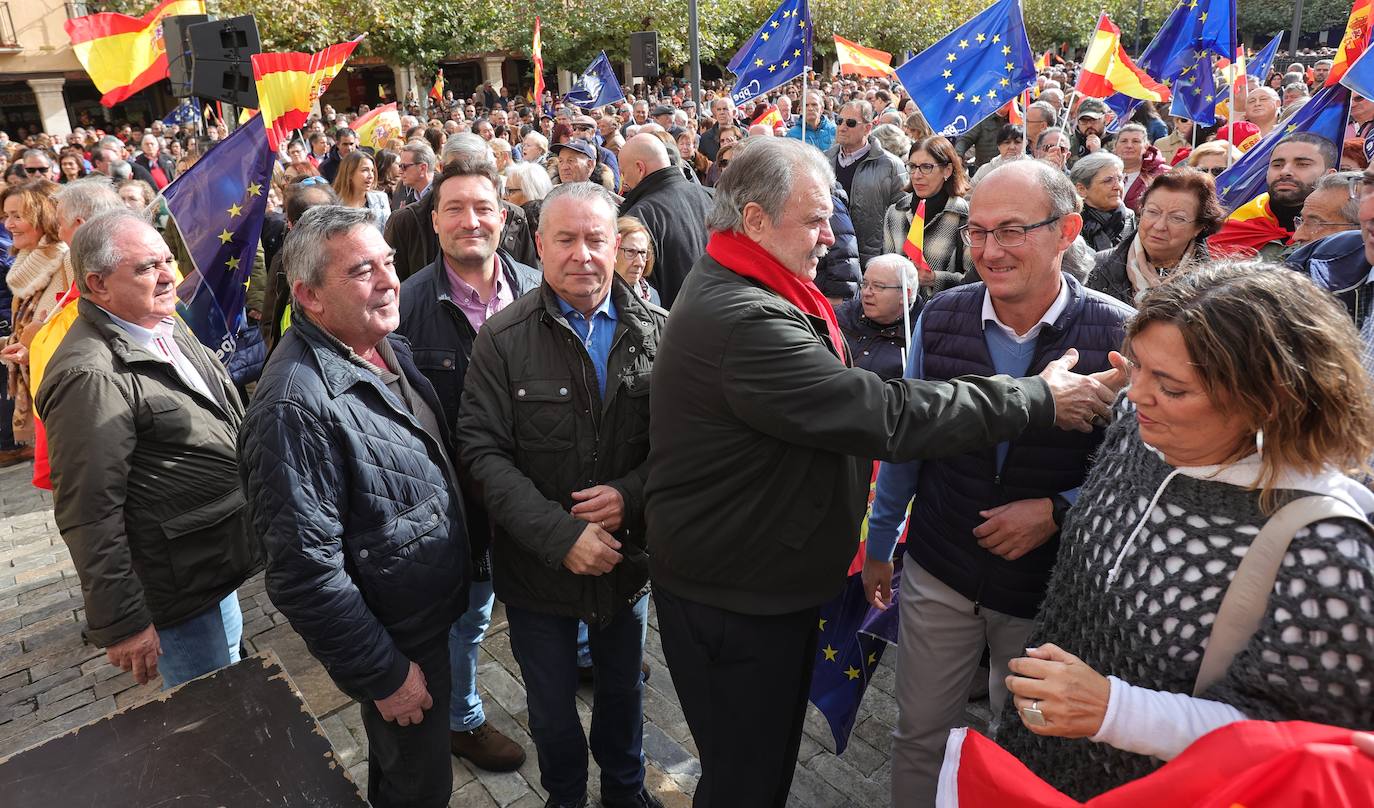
[
  {"xmin": 457, "ymin": 182, "xmax": 668, "ymax": 808},
  {"xmin": 865, "ymin": 160, "xmax": 1133, "ymax": 806}
]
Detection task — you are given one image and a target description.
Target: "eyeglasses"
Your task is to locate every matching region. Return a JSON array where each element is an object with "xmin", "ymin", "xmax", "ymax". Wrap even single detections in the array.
[
  {"xmin": 619, "ymin": 247, "xmax": 649, "ymax": 260},
  {"xmin": 907, "ymin": 162, "xmax": 941, "ymax": 175},
  {"xmin": 1353, "ymin": 174, "xmax": 1374, "ymax": 200},
  {"xmin": 23, "ymin": 166, "xmax": 48, "ymax": 174},
  {"xmin": 399, "ymin": 161, "xmax": 418, "ymax": 170},
  {"xmin": 717, "ymin": 159, "xmax": 730, "ymax": 168},
  {"xmin": 841, "ymin": 117, "xmax": 865, "ymax": 128},
  {"xmin": 1040, "ymin": 144, "xmax": 1069, "ymax": 153},
  {"xmin": 1140, "ymin": 206, "xmax": 1199, "ymax": 228},
  {"xmin": 572, "ymin": 124, "xmax": 594, "ymax": 131},
  {"xmin": 860, "ymin": 281, "xmax": 903, "ymax": 292},
  {"xmin": 1199, "ymin": 166, "xmax": 1227, "ymax": 176},
  {"xmin": 1095, "ymin": 174, "xmax": 1125, "ymax": 187},
  {"xmin": 1293, "ymin": 214, "xmax": 1356, "ymax": 230},
  {"xmin": 959, "ymin": 215, "xmax": 1062, "ymax": 247},
  {"xmin": 504, "ymin": 186, "xmax": 523, "ymax": 196}
]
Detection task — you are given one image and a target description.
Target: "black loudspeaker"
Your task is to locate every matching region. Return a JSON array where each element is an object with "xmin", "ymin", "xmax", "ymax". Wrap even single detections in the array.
[
  {"xmin": 163, "ymin": 14, "xmax": 208, "ymax": 98},
  {"xmin": 631, "ymin": 31, "xmax": 659, "ymax": 78},
  {"xmin": 188, "ymin": 15, "xmax": 261, "ymax": 109}
]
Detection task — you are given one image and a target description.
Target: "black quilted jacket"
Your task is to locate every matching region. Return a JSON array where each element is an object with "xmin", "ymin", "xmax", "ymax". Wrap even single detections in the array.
[
  {"xmin": 457, "ymin": 279, "xmax": 666, "ymax": 625},
  {"xmin": 238, "ymin": 315, "xmax": 469, "ymax": 702}
]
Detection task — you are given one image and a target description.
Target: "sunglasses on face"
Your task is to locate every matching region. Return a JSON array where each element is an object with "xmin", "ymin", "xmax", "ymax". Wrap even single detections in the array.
[
  {"xmin": 1199, "ymin": 166, "xmax": 1226, "ymax": 176},
  {"xmin": 841, "ymin": 117, "xmax": 865, "ymax": 128},
  {"xmin": 23, "ymin": 166, "xmax": 47, "ymax": 174}
]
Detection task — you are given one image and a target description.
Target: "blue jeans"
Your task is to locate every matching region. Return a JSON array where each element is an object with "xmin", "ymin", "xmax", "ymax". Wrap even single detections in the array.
[
  {"xmin": 449, "ymin": 578, "xmax": 494, "ymax": 732},
  {"xmin": 156, "ymin": 592, "xmax": 242, "ymax": 689},
  {"xmin": 576, "ymin": 621, "xmax": 591, "ymax": 668},
  {"xmin": 507, "ymin": 596, "xmax": 649, "ymax": 804}
]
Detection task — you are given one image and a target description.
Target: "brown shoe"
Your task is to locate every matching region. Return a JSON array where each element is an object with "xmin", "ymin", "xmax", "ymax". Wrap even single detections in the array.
[
  {"xmin": 0, "ymin": 446, "xmax": 33, "ymax": 468},
  {"xmin": 450, "ymin": 723, "xmax": 527, "ymax": 772}
]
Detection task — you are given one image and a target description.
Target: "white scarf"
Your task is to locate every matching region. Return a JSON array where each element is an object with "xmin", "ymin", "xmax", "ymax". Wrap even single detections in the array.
[
  {"xmin": 1124, "ymin": 233, "xmax": 1197, "ymax": 305},
  {"xmin": 6, "ymin": 241, "xmax": 69, "ymax": 301}
]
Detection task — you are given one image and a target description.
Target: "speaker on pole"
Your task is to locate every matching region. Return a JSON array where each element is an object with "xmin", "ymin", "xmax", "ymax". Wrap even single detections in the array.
[
  {"xmin": 630, "ymin": 31, "xmax": 659, "ymax": 79},
  {"xmin": 163, "ymin": 14, "xmax": 208, "ymax": 98},
  {"xmin": 188, "ymin": 15, "xmax": 261, "ymax": 109}
]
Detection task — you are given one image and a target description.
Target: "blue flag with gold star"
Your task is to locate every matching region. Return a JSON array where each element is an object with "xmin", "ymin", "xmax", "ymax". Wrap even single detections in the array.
[
  {"xmin": 1169, "ymin": 54, "xmax": 1218, "ymax": 126},
  {"xmin": 162, "ymin": 113, "xmax": 274, "ymax": 359},
  {"xmin": 893, "ymin": 0, "xmax": 1036, "ymax": 136},
  {"xmin": 565, "ymin": 52, "xmax": 625, "ymax": 110},
  {"xmin": 809, "ymin": 569, "xmax": 899, "ymax": 754},
  {"xmin": 727, "ymin": 0, "xmax": 812, "ymax": 107},
  {"xmin": 1214, "ymin": 82, "xmax": 1350, "ymax": 211},
  {"xmin": 1105, "ymin": 0, "xmax": 1236, "ymax": 130}
]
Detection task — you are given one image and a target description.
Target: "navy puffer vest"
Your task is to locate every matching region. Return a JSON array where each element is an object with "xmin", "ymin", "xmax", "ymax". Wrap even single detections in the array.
[{"xmin": 906, "ymin": 274, "xmax": 1133, "ymax": 618}]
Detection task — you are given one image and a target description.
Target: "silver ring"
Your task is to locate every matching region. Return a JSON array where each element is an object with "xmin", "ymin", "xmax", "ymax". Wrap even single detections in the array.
[{"xmin": 1020, "ymin": 700, "xmax": 1047, "ymax": 727}]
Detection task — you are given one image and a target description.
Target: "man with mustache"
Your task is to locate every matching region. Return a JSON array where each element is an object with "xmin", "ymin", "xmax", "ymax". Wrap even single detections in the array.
[
  {"xmin": 1210, "ymin": 133, "xmax": 1338, "ymax": 261},
  {"xmin": 36, "ymin": 210, "xmax": 260, "ymax": 691},
  {"xmin": 239, "ymin": 205, "xmax": 470, "ymax": 808},
  {"xmin": 645, "ymin": 137, "xmax": 1123, "ymax": 806},
  {"xmin": 395, "ymin": 155, "xmax": 537, "ymax": 774}
]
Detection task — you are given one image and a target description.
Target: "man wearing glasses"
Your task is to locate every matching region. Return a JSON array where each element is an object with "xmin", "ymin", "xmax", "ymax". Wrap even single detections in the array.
[
  {"xmin": 391, "ymin": 140, "xmax": 436, "ymax": 211},
  {"xmin": 1210, "ymin": 132, "xmax": 1337, "ymax": 260},
  {"xmin": 1291, "ymin": 171, "xmax": 1362, "ymax": 246},
  {"xmin": 826, "ymin": 99, "xmax": 907, "ymax": 268},
  {"xmin": 866, "ymin": 159, "xmax": 1133, "ymax": 805},
  {"xmin": 21, "ymin": 150, "xmax": 54, "ymax": 181},
  {"xmin": 1034, "ymin": 130, "xmax": 1072, "ymax": 171},
  {"xmin": 1286, "ymin": 169, "xmax": 1374, "ymax": 337}
]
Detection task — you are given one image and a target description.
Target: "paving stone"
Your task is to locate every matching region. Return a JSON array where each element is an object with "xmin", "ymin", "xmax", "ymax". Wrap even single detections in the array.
[
  {"xmin": 32, "ymin": 687, "xmax": 95, "ymax": 722},
  {"xmin": 0, "ymin": 695, "xmax": 116, "ymax": 757},
  {"xmin": 249, "ymin": 623, "xmax": 352, "ymax": 716},
  {"xmin": 320, "ymin": 713, "xmax": 364, "ymax": 769},
  {"xmin": 35, "ymin": 672, "xmax": 96, "ymax": 708},
  {"xmin": 0, "ymin": 669, "xmax": 30, "ymax": 696},
  {"xmin": 449, "ymin": 779, "xmax": 500, "ymax": 808},
  {"xmin": 476, "ymin": 660, "xmax": 527, "ymax": 719},
  {"xmin": 0, "ymin": 667, "xmax": 79, "ymax": 709},
  {"xmin": 641, "ymin": 721, "xmax": 701, "ymax": 779}
]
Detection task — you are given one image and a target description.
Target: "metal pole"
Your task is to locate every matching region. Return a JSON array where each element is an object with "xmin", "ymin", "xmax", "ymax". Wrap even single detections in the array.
[
  {"xmin": 899, "ymin": 264, "xmax": 911, "ymax": 372},
  {"xmin": 1134, "ymin": 0, "xmax": 1145, "ymax": 53},
  {"xmin": 1289, "ymin": 0, "xmax": 1305, "ymax": 60},
  {"xmin": 689, "ymin": 0, "xmax": 702, "ymax": 118},
  {"xmin": 801, "ymin": 68, "xmax": 808, "ymax": 145}
]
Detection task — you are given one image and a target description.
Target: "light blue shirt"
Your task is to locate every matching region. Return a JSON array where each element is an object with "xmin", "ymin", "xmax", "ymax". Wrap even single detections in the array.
[{"xmin": 556, "ymin": 292, "xmax": 618, "ymax": 397}]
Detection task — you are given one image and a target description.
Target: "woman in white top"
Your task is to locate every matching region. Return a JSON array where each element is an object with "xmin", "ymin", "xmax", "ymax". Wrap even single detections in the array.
[{"xmin": 332, "ymin": 150, "xmax": 389, "ymax": 229}]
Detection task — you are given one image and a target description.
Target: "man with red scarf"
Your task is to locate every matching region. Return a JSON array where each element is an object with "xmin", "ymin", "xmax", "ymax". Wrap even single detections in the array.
[{"xmin": 644, "ymin": 137, "xmax": 1125, "ymax": 806}]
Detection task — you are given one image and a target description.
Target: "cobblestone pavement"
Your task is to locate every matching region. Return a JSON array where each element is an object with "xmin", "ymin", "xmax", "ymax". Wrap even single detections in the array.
[{"xmin": 0, "ymin": 460, "xmax": 990, "ymax": 806}]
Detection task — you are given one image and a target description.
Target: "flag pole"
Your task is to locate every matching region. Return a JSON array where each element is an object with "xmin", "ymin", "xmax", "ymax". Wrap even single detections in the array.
[
  {"xmin": 801, "ymin": 69, "xmax": 808, "ymax": 146},
  {"xmin": 899, "ymin": 266, "xmax": 911, "ymax": 371}
]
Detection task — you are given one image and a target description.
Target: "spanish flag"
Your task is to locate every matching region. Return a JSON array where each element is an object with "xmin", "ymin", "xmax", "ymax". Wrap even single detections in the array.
[
  {"xmin": 252, "ymin": 36, "xmax": 363, "ymax": 151},
  {"xmin": 1075, "ymin": 13, "xmax": 1170, "ymax": 102},
  {"xmin": 353, "ymin": 102, "xmax": 402, "ymax": 151},
  {"xmin": 429, "ymin": 71, "xmax": 445, "ymax": 105},
  {"xmin": 752, "ymin": 103, "xmax": 784, "ymax": 128},
  {"xmin": 834, "ymin": 35, "xmax": 895, "ymax": 78},
  {"xmin": 1329, "ymin": 0, "xmax": 1374, "ymax": 86},
  {"xmin": 1207, "ymin": 193, "xmax": 1291, "ymax": 258},
  {"xmin": 64, "ymin": 0, "xmax": 206, "ymax": 107},
  {"xmin": 903, "ymin": 199, "xmax": 931, "ymax": 271},
  {"xmin": 532, "ymin": 17, "xmax": 546, "ymax": 106}
]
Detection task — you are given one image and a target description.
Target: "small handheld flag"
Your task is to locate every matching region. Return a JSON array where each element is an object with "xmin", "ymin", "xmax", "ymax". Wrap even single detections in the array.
[
  {"xmin": 903, "ymin": 200, "xmax": 931, "ymax": 271},
  {"xmin": 352, "ymin": 102, "xmax": 402, "ymax": 151},
  {"xmin": 565, "ymin": 52, "xmax": 625, "ymax": 109},
  {"xmin": 1329, "ymin": 0, "xmax": 1374, "ymax": 87},
  {"xmin": 1076, "ymin": 14, "xmax": 1170, "ymax": 102},
  {"xmin": 752, "ymin": 104, "xmax": 784, "ymax": 128},
  {"xmin": 429, "ymin": 71, "xmax": 445, "ymax": 105}
]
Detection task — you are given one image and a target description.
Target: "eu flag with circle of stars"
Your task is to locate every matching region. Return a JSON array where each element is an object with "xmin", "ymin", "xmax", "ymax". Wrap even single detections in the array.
[
  {"xmin": 1106, "ymin": 0, "xmax": 1236, "ymax": 130},
  {"xmin": 1169, "ymin": 54, "xmax": 1218, "ymax": 126},
  {"xmin": 1213, "ymin": 82, "xmax": 1350, "ymax": 212},
  {"xmin": 808, "ymin": 568, "xmax": 899, "ymax": 754},
  {"xmin": 162, "ymin": 113, "xmax": 275, "ymax": 360},
  {"xmin": 893, "ymin": 0, "xmax": 1036, "ymax": 137},
  {"xmin": 727, "ymin": 0, "xmax": 812, "ymax": 107}
]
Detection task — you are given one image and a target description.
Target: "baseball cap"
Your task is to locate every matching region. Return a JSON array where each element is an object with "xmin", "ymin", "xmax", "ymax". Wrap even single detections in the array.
[
  {"xmin": 551, "ymin": 139, "xmax": 598, "ymax": 161},
  {"xmin": 1216, "ymin": 121, "xmax": 1261, "ymax": 152},
  {"xmin": 1076, "ymin": 98, "xmax": 1109, "ymax": 119}
]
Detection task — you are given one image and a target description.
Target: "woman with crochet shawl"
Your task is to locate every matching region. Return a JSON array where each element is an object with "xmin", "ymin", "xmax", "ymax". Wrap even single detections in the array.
[
  {"xmin": 1, "ymin": 179, "xmax": 69, "ymax": 444},
  {"xmin": 992, "ymin": 262, "xmax": 1374, "ymax": 799}
]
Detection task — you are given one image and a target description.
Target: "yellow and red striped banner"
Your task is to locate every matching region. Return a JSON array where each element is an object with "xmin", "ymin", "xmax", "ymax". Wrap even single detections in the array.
[
  {"xmin": 834, "ymin": 35, "xmax": 895, "ymax": 78},
  {"xmin": 1329, "ymin": 0, "xmax": 1373, "ymax": 86},
  {"xmin": 353, "ymin": 102, "xmax": 402, "ymax": 151},
  {"xmin": 903, "ymin": 199, "xmax": 930, "ymax": 271},
  {"xmin": 1076, "ymin": 14, "xmax": 1170, "ymax": 102},
  {"xmin": 252, "ymin": 36, "xmax": 363, "ymax": 151},
  {"xmin": 64, "ymin": 0, "xmax": 205, "ymax": 107},
  {"xmin": 532, "ymin": 17, "xmax": 546, "ymax": 105}
]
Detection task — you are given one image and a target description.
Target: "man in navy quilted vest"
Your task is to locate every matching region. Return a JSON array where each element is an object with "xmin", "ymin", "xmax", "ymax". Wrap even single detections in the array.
[{"xmin": 864, "ymin": 159, "xmax": 1134, "ymax": 806}]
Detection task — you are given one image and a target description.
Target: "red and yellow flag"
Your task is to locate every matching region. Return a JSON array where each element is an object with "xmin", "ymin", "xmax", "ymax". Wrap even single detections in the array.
[
  {"xmin": 429, "ymin": 71, "xmax": 445, "ymax": 105},
  {"xmin": 532, "ymin": 17, "xmax": 546, "ymax": 106},
  {"xmin": 834, "ymin": 35, "xmax": 895, "ymax": 78},
  {"xmin": 353, "ymin": 102, "xmax": 402, "ymax": 151},
  {"xmin": 903, "ymin": 199, "xmax": 930, "ymax": 271},
  {"xmin": 752, "ymin": 104, "xmax": 784, "ymax": 128},
  {"xmin": 251, "ymin": 36, "xmax": 363, "ymax": 151},
  {"xmin": 1076, "ymin": 14, "xmax": 1170, "ymax": 102},
  {"xmin": 64, "ymin": 0, "xmax": 205, "ymax": 107},
  {"xmin": 1329, "ymin": 0, "xmax": 1374, "ymax": 86}
]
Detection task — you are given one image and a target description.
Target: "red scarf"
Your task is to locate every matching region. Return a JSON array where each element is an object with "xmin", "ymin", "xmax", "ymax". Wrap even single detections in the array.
[{"xmin": 706, "ymin": 230, "xmax": 847, "ymax": 362}]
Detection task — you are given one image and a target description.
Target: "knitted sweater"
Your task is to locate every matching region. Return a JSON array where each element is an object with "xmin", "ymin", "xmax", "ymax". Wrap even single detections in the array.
[{"xmin": 996, "ymin": 407, "xmax": 1374, "ymax": 798}]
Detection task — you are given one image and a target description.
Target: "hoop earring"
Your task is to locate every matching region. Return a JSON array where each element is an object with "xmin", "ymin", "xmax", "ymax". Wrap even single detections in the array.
[{"xmin": 1255, "ymin": 429, "xmax": 1264, "ymax": 457}]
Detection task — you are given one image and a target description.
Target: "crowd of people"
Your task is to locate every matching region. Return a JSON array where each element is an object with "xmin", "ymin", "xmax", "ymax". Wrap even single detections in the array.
[{"xmin": 1, "ymin": 46, "xmax": 1373, "ymax": 808}]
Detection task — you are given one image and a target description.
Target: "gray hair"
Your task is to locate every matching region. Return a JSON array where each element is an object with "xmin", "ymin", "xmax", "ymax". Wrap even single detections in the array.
[
  {"xmin": 1060, "ymin": 236, "xmax": 1095, "ymax": 282},
  {"xmin": 110, "ymin": 160, "xmax": 133, "ymax": 180},
  {"xmin": 871, "ymin": 123, "xmax": 911, "ymax": 159},
  {"xmin": 54, "ymin": 177, "xmax": 122, "ymax": 230},
  {"xmin": 866, "ymin": 253, "xmax": 920, "ymax": 293},
  {"xmin": 399, "ymin": 139, "xmax": 436, "ymax": 170},
  {"xmin": 537, "ymin": 181, "xmax": 618, "ymax": 236},
  {"xmin": 706, "ymin": 137, "xmax": 835, "ymax": 234},
  {"xmin": 981, "ymin": 159, "xmax": 1081, "ymax": 219},
  {"xmin": 839, "ymin": 99, "xmax": 875, "ymax": 123},
  {"xmin": 1069, "ymin": 151, "xmax": 1124, "ymax": 190},
  {"xmin": 1251, "ymin": 86, "xmax": 1280, "ymax": 103},
  {"xmin": 1027, "ymin": 101, "xmax": 1056, "ymax": 125},
  {"xmin": 1116, "ymin": 122, "xmax": 1148, "ymax": 139},
  {"xmin": 711, "ymin": 96, "xmax": 735, "ymax": 113},
  {"xmin": 1317, "ymin": 171, "xmax": 1363, "ymax": 224},
  {"xmin": 281, "ymin": 205, "xmax": 375, "ymax": 294},
  {"xmin": 22, "ymin": 148, "xmax": 51, "ymax": 166},
  {"xmin": 1283, "ymin": 82, "xmax": 1310, "ymax": 98},
  {"xmin": 71, "ymin": 209, "xmax": 152, "ymax": 294},
  {"xmin": 442, "ymin": 132, "xmax": 493, "ymax": 165},
  {"xmin": 522, "ymin": 131, "xmax": 549, "ymax": 152},
  {"xmin": 505, "ymin": 161, "xmax": 553, "ymax": 202}
]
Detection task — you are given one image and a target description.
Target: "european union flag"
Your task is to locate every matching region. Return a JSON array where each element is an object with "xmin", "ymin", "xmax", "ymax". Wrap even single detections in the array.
[
  {"xmin": 163, "ymin": 113, "xmax": 275, "ymax": 359},
  {"xmin": 727, "ymin": 0, "xmax": 812, "ymax": 107},
  {"xmin": 1341, "ymin": 41, "xmax": 1374, "ymax": 99},
  {"xmin": 1214, "ymin": 82, "xmax": 1350, "ymax": 211},
  {"xmin": 1214, "ymin": 32, "xmax": 1284, "ymax": 107},
  {"xmin": 1169, "ymin": 55, "xmax": 1218, "ymax": 126},
  {"xmin": 893, "ymin": 0, "xmax": 1036, "ymax": 136},
  {"xmin": 162, "ymin": 98, "xmax": 200, "ymax": 127},
  {"xmin": 1105, "ymin": 0, "xmax": 1237, "ymax": 129},
  {"xmin": 565, "ymin": 52, "xmax": 625, "ymax": 109},
  {"xmin": 808, "ymin": 568, "xmax": 899, "ymax": 753}
]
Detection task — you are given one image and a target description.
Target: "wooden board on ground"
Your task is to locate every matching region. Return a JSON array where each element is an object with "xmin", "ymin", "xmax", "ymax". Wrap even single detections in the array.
[{"xmin": 0, "ymin": 651, "xmax": 368, "ymax": 807}]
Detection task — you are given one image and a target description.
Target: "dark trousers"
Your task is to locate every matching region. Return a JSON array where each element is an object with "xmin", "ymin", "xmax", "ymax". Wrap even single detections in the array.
[
  {"xmin": 359, "ymin": 639, "xmax": 453, "ymax": 808},
  {"xmin": 506, "ymin": 595, "xmax": 649, "ymax": 804},
  {"xmin": 0, "ymin": 363, "xmax": 16, "ymax": 449},
  {"xmin": 654, "ymin": 586, "xmax": 820, "ymax": 808}
]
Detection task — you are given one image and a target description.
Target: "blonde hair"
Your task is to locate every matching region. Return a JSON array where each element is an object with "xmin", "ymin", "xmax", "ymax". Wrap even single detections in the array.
[
  {"xmin": 0, "ymin": 179, "xmax": 61, "ymax": 249},
  {"xmin": 1126, "ymin": 260, "xmax": 1374, "ymax": 508}
]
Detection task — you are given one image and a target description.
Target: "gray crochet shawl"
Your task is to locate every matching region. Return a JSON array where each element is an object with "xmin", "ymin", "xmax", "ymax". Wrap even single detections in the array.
[{"xmin": 996, "ymin": 411, "xmax": 1374, "ymax": 798}]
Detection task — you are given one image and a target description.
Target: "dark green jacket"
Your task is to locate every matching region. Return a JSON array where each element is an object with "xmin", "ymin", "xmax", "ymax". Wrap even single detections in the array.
[
  {"xmin": 643, "ymin": 255, "xmax": 1056, "ymax": 615},
  {"xmin": 35, "ymin": 300, "xmax": 260, "ymax": 647},
  {"xmin": 457, "ymin": 278, "xmax": 666, "ymax": 624}
]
